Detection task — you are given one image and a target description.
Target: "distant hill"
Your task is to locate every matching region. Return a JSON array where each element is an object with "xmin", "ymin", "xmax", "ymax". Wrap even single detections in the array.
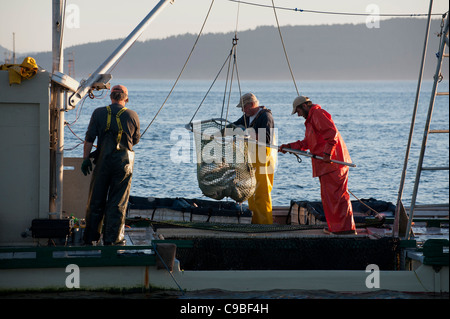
[
  {"xmin": 1, "ymin": 45, "xmax": 14, "ymax": 64},
  {"xmin": 9, "ymin": 18, "xmax": 448, "ymax": 80}
]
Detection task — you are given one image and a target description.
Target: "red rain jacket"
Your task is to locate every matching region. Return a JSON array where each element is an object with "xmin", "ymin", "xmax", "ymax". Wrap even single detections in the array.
[{"xmin": 290, "ymin": 104, "xmax": 351, "ymax": 177}]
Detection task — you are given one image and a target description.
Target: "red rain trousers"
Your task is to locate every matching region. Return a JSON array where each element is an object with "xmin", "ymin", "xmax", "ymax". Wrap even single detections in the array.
[{"xmin": 290, "ymin": 104, "xmax": 355, "ymax": 232}]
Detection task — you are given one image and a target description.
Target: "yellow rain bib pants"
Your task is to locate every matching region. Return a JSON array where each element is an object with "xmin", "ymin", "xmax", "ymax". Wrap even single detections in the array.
[{"xmin": 248, "ymin": 146, "xmax": 276, "ymax": 224}]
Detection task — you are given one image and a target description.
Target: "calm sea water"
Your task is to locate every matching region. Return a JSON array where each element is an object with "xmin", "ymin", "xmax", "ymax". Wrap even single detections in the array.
[{"xmin": 64, "ymin": 79, "xmax": 449, "ymax": 207}]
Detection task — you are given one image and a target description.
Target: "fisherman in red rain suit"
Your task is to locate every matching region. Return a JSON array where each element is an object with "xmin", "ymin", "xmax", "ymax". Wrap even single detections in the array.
[{"xmin": 279, "ymin": 96, "xmax": 356, "ymax": 235}]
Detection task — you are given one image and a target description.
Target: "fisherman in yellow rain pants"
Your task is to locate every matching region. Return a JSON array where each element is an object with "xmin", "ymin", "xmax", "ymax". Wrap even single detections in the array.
[{"xmin": 233, "ymin": 93, "xmax": 276, "ymax": 224}]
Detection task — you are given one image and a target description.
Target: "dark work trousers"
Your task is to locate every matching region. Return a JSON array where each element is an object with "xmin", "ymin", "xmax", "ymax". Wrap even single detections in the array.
[{"xmin": 83, "ymin": 135, "xmax": 134, "ymax": 245}]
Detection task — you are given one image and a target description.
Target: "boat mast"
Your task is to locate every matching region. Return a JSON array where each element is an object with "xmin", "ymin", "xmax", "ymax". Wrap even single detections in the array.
[{"xmin": 49, "ymin": 0, "xmax": 65, "ymax": 219}]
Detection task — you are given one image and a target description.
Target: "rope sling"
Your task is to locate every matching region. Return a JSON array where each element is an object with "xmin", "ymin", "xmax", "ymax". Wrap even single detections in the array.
[
  {"xmin": 191, "ymin": 118, "xmax": 256, "ymax": 202},
  {"xmin": 140, "ymin": 0, "xmax": 299, "ymax": 203},
  {"xmin": 188, "ymin": 1, "xmax": 300, "ymax": 202},
  {"xmin": 187, "ymin": 32, "xmax": 258, "ymax": 202}
]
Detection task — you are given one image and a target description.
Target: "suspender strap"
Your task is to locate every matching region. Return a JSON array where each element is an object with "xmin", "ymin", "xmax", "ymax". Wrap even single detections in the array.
[
  {"xmin": 106, "ymin": 106, "xmax": 112, "ymax": 131},
  {"xmin": 115, "ymin": 107, "xmax": 127, "ymax": 146},
  {"xmin": 105, "ymin": 105, "xmax": 128, "ymax": 149}
]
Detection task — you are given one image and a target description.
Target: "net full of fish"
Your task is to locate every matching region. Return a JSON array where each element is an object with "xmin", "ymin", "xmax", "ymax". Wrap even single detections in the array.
[{"xmin": 193, "ymin": 119, "xmax": 256, "ymax": 203}]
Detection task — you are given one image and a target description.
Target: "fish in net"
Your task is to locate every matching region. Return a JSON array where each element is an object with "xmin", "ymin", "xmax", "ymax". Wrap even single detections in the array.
[{"xmin": 191, "ymin": 118, "xmax": 256, "ymax": 202}]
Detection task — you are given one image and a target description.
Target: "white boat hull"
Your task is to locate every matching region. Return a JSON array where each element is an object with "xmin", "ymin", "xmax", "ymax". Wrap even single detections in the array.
[{"xmin": 0, "ymin": 262, "xmax": 447, "ymax": 294}]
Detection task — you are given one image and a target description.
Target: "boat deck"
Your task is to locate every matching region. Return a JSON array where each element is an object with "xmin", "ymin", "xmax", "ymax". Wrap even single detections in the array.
[
  {"xmin": 125, "ymin": 202, "xmax": 448, "ymax": 244},
  {"xmin": 0, "ymin": 207, "xmax": 447, "ymax": 293}
]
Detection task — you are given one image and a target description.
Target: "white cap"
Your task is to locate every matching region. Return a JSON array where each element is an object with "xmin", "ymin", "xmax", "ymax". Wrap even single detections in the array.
[
  {"xmin": 236, "ymin": 93, "xmax": 259, "ymax": 108},
  {"xmin": 292, "ymin": 96, "xmax": 310, "ymax": 115}
]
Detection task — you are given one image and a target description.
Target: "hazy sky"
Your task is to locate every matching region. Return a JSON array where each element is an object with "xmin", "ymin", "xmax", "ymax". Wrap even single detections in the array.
[{"xmin": 1, "ymin": 0, "xmax": 448, "ymax": 53}]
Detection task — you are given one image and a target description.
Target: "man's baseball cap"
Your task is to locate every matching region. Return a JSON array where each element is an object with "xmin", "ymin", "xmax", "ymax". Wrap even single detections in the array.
[
  {"xmin": 236, "ymin": 93, "xmax": 259, "ymax": 108},
  {"xmin": 292, "ymin": 96, "xmax": 310, "ymax": 115},
  {"xmin": 111, "ymin": 85, "xmax": 128, "ymax": 96}
]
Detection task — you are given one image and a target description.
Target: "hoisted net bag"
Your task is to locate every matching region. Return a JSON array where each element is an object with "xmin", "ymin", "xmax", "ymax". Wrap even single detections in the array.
[{"xmin": 191, "ymin": 118, "xmax": 256, "ymax": 202}]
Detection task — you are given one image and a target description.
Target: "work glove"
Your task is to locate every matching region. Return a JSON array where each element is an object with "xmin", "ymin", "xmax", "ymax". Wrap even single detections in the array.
[
  {"xmin": 81, "ymin": 158, "xmax": 93, "ymax": 176},
  {"xmin": 322, "ymin": 153, "xmax": 332, "ymax": 163},
  {"xmin": 278, "ymin": 143, "xmax": 291, "ymax": 154}
]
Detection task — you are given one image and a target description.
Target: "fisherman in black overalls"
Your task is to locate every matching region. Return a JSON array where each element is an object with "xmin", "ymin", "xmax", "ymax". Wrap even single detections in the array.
[{"xmin": 81, "ymin": 85, "xmax": 140, "ymax": 245}]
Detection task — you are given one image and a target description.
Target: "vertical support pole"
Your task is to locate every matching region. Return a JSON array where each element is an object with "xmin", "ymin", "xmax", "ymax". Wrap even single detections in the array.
[
  {"xmin": 405, "ymin": 14, "xmax": 449, "ymax": 239},
  {"xmin": 49, "ymin": 0, "xmax": 65, "ymax": 219},
  {"xmin": 12, "ymin": 32, "xmax": 16, "ymax": 64},
  {"xmin": 393, "ymin": 0, "xmax": 433, "ymax": 238}
]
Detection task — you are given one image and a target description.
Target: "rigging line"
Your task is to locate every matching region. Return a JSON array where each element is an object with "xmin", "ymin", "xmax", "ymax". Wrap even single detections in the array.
[
  {"xmin": 233, "ymin": 2, "xmax": 247, "ymax": 129},
  {"xmin": 188, "ymin": 52, "xmax": 233, "ymax": 124},
  {"xmin": 234, "ymin": 42, "xmax": 243, "ymax": 110},
  {"xmin": 220, "ymin": 39, "xmax": 238, "ymax": 129},
  {"xmin": 229, "ymin": 0, "xmax": 446, "ymax": 17},
  {"xmin": 64, "ymin": 141, "xmax": 84, "ymax": 151},
  {"xmin": 67, "ymin": 95, "xmax": 88, "ymax": 126},
  {"xmin": 348, "ymin": 189, "xmax": 382, "ymax": 217},
  {"xmin": 220, "ymin": 42, "xmax": 236, "ymax": 123},
  {"xmin": 141, "ymin": 0, "xmax": 216, "ymax": 138},
  {"xmin": 152, "ymin": 243, "xmax": 185, "ymax": 295},
  {"xmin": 234, "ymin": 0, "xmax": 241, "ymax": 36},
  {"xmin": 225, "ymin": 42, "xmax": 244, "ymax": 127},
  {"xmin": 66, "ymin": 123, "xmax": 85, "ymax": 143},
  {"xmin": 223, "ymin": 2, "xmax": 243, "ymax": 128},
  {"xmin": 271, "ymin": 0, "xmax": 299, "ymax": 96},
  {"xmin": 224, "ymin": 45, "xmax": 238, "ymax": 126}
]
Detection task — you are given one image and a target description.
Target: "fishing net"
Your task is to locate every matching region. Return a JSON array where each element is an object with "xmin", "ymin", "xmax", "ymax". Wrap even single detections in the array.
[{"xmin": 190, "ymin": 118, "xmax": 256, "ymax": 202}]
